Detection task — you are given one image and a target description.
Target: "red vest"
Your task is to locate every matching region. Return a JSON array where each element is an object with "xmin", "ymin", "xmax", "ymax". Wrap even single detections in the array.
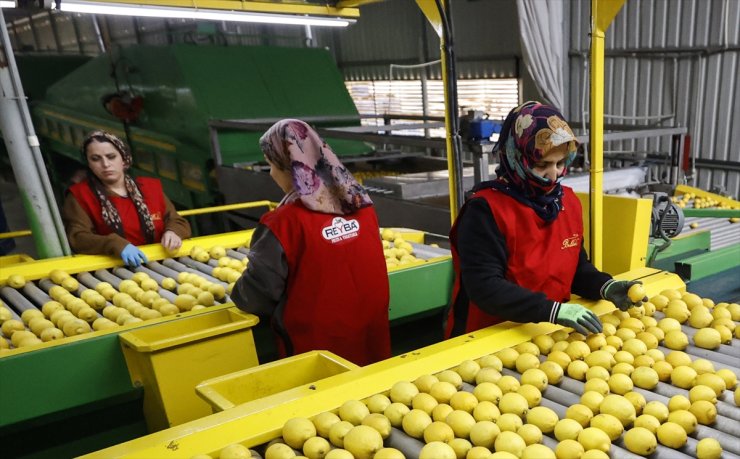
[
  {"xmin": 447, "ymin": 187, "xmax": 583, "ymax": 335},
  {"xmin": 261, "ymin": 202, "xmax": 391, "ymax": 366},
  {"xmin": 69, "ymin": 177, "xmax": 166, "ymax": 245}
]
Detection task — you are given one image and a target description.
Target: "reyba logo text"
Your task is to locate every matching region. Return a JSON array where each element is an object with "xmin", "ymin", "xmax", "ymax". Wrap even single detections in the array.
[
  {"xmin": 561, "ymin": 233, "xmax": 580, "ymax": 249},
  {"xmin": 322, "ymin": 217, "xmax": 360, "ymax": 243}
]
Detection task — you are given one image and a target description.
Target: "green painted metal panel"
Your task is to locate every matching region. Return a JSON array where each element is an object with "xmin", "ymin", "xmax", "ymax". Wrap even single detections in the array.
[
  {"xmin": 682, "ymin": 208, "xmax": 740, "ymax": 218},
  {"xmin": 0, "ymin": 333, "xmax": 135, "ymax": 428},
  {"xmin": 647, "ymin": 231, "xmax": 711, "ymax": 271},
  {"xmin": 388, "ymin": 260, "xmax": 453, "ymax": 322},
  {"xmin": 675, "ymin": 244, "xmax": 740, "ymax": 281}
]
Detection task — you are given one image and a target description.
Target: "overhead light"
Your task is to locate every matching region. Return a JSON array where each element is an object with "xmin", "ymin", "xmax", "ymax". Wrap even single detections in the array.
[
  {"xmin": 0, "ymin": 1, "xmax": 15, "ymax": 8},
  {"xmin": 57, "ymin": 1, "xmax": 355, "ymax": 27}
]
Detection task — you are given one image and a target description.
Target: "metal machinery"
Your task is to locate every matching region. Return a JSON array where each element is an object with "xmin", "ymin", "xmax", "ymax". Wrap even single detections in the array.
[
  {"xmin": 77, "ymin": 266, "xmax": 740, "ymax": 459},
  {"xmin": 0, "ymin": 221, "xmax": 453, "ymax": 458}
]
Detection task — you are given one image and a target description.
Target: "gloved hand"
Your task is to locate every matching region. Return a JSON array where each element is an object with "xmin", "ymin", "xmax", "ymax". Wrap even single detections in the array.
[
  {"xmin": 121, "ymin": 244, "xmax": 148, "ymax": 267},
  {"xmin": 555, "ymin": 303, "xmax": 603, "ymax": 336},
  {"xmin": 602, "ymin": 279, "xmax": 647, "ymax": 311}
]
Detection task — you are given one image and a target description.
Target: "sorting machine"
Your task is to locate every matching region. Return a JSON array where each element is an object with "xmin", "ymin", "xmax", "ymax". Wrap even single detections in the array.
[
  {"xmin": 79, "ymin": 266, "xmax": 740, "ymax": 459},
  {"xmin": 0, "ymin": 225, "xmax": 452, "ymax": 458}
]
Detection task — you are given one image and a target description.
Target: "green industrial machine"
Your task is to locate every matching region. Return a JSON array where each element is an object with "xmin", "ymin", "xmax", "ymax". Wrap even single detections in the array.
[{"xmin": 27, "ymin": 45, "xmax": 372, "ymax": 211}]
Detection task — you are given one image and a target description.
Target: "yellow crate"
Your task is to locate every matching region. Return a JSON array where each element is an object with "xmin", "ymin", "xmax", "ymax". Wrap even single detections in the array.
[
  {"xmin": 119, "ymin": 307, "xmax": 259, "ymax": 432},
  {"xmin": 196, "ymin": 350, "xmax": 359, "ymax": 412},
  {"xmin": 0, "ymin": 253, "xmax": 34, "ymax": 267}
]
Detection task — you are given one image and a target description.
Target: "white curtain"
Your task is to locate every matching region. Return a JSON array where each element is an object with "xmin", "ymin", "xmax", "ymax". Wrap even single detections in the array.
[{"xmin": 516, "ymin": 0, "xmax": 566, "ymax": 111}]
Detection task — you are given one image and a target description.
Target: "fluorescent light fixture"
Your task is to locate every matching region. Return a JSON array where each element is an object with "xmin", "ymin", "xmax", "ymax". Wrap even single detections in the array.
[
  {"xmin": 0, "ymin": 1, "xmax": 15, "ymax": 8},
  {"xmin": 58, "ymin": 1, "xmax": 355, "ymax": 27}
]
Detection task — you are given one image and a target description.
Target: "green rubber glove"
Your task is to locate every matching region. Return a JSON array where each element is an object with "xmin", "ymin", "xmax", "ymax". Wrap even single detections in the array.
[
  {"xmin": 555, "ymin": 303, "xmax": 603, "ymax": 336},
  {"xmin": 602, "ymin": 279, "xmax": 647, "ymax": 311}
]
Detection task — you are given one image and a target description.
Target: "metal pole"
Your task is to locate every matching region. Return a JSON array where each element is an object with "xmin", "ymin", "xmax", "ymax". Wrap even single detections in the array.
[{"xmin": 0, "ymin": 9, "xmax": 70, "ymax": 258}]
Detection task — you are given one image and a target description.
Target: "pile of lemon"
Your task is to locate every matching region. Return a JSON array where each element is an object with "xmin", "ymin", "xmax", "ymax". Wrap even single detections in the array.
[
  {"xmin": 200, "ymin": 287, "xmax": 738, "ymax": 459},
  {"xmin": 381, "ymin": 229, "xmax": 420, "ymax": 270},
  {"xmin": 0, "ymin": 262, "xmax": 230, "ymax": 352}
]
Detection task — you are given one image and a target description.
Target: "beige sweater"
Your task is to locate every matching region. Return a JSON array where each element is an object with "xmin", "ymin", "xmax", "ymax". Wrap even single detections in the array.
[{"xmin": 62, "ymin": 192, "xmax": 192, "ymax": 257}]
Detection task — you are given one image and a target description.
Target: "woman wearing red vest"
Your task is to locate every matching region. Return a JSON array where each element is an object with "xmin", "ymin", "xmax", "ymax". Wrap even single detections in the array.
[
  {"xmin": 62, "ymin": 131, "xmax": 191, "ymax": 267},
  {"xmin": 446, "ymin": 101, "xmax": 645, "ymax": 338},
  {"xmin": 232, "ymin": 119, "xmax": 391, "ymax": 366}
]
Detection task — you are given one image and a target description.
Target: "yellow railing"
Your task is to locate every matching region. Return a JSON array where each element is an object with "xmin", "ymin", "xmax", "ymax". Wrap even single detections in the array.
[{"xmin": 0, "ymin": 201, "xmax": 278, "ymax": 240}]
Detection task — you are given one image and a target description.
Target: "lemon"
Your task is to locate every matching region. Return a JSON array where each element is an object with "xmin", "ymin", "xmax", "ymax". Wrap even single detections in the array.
[
  {"xmin": 449, "ymin": 391, "xmax": 478, "ymax": 413},
  {"xmin": 615, "ymin": 327, "xmax": 636, "ymax": 342},
  {"xmin": 565, "ymin": 341, "xmax": 590, "ymax": 361},
  {"xmin": 448, "ymin": 438, "xmax": 472, "ymax": 459},
  {"xmin": 494, "ymin": 431, "xmax": 526, "ymax": 458},
  {"xmin": 472, "ymin": 382, "xmax": 502, "ymax": 404},
  {"xmin": 467, "ymin": 446, "xmax": 492, "ymax": 459},
  {"xmin": 667, "ymin": 409, "xmax": 697, "ymax": 434},
  {"xmin": 525, "ymin": 406, "xmax": 557, "ymax": 433},
  {"xmin": 413, "ymin": 374, "xmax": 439, "ymax": 393},
  {"xmin": 515, "ymin": 353, "xmax": 540, "ymax": 373},
  {"xmin": 302, "ymin": 436, "xmax": 330, "ymax": 459},
  {"xmin": 565, "ymin": 404, "xmax": 593, "ymax": 427},
  {"xmin": 623, "ymin": 427, "xmax": 657, "ymax": 456},
  {"xmin": 520, "ymin": 368, "xmax": 548, "ymax": 391},
  {"xmin": 432, "ymin": 403, "xmax": 454, "ymax": 422},
  {"xmin": 429, "ymin": 381, "xmax": 457, "ymax": 404},
  {"xmin": 696, "ymin": 438, "xmax": 723, "ymax": 459},
  {"xmin": 611, "ymin": 362, "xmax": 635, "ymax": 377},
  {"xmin": 551, "ymin": 340, "xmax": 570, "ymax": 354},
  {"xmin": 522, "ymin": 444, "xmax": 555, "ymax": 459},
  {"xmin": 554, "ymin": 418, "xmax": 583, "ymax": 441},
  {"xmin": 599, "ymin": 394, "xmax": 636, "ymax": 427},
  {"xmin": 652, "ymin": 360, "xmax": 673, "ymax": 382},
  {"xmin": 517, "ymin": 384, "xmax": 542, "ymax": 408},
  {"xmin": 631, "ymin": 366, "xmax": 658, "ymax": 389},
  {"xmin": 365, "ymin": 393, "xmax": 391, "ymax": 414},
  {"xmin": 650, "ymin": 294, "xmax": 669, "ymax": 310},
  {"xmin": 469, "ymin": 421, "xmax": 500, "ymax": 448},
  {"xmin": 372, "ymin": 448, "xmax": 405, "ymax": 459},
  {"xmin": 633, "ymin": 414, "xmax": 660, "ymax": 433},
  {"xmin": 716, "ymin": 368, "xmax": 738, "ymax": 390},
  {"xmin": 624, "ymin": 392, "xmax": 646, "ymax": 416},
  {"xmin": 220, "ymin": 443, "xmax": 251, "ymax": 459},
  {"xmin": 694, "ymin": 328, "xmax": 721, "ymax": 349},
  {"xmin": 339, "ymin": 399, "xmax": 370, "ymax": 425},
  {"xmin": 516, "ymin": 423, "xmax": 542, "ymax": 445},
  {"xmin": 361, "ymin": 413, "xmax": 391, "ymax": 439},
  {"xmin": 667, "ymin": 395, "xmax": 690, "ymax": 413},
  {"xmin": 401, "ymin": 409, "xmax": 431, "ymax": 438},
  {"xmin": 445, "ymin": 409, "xmax": 476, "ymax": 438},
  {"xmin": 472, "ymin": 401, "xmax": 501, "ymax": 422},
  {"xmin": 499, "ymin": 392, "xmax": 529, "ymax": 417},
  {"xmin": 266, "ymin": 443, "xmax": 300, "ymax": 459},
  {"xmin": 423, "ymin": 420, "xmax": 454, "ymax": 443},
  {"xmin": 411, "ymin": 392, "xmax": 438, "ymax": 415},
  {"xmin": 689, "ymin": 308, "xmax": 714, "ymax": 328},
  {"xmin": 383, "ymin": 403, "xmax": 409, "ymax": 428},
  {"xmin": 533, "ymin": 334, "xmax": 555, "ymax": 354},
  {"xmin": 628, "ymin": 283, "xmax": 646, "ymax": 302},
  {"xmin": 689, "ymin": 400, "xmax": 717, "ymax": 425},
  {"xmin": 566, "ymin": 360, "xmax": 589, "ymax": 381},
  {"xmin": 555, "ymin": 439, "xmax": 584, "ymax": 459},
  {"xmin": 436, "ymin": 370, "xmax": 463, "ymax": 389},
  {"xmin": 311, "ymin": 411, "xmax": 341, "ymax": 439},
  {"xmin": 475, "ymin": 367, "xmax": 502, "ymax": 384},
  {"xmin": 343, "ymin": 425, "xmax": 383, "ymax": 459},
  {"xmin": 607, "ymin": 373, "xmax": 633, "ymax": 395},
  {"xmin": 690, "ymin": 385, "xmax": 718, "ymax": 404},
  {"xmin": 497, "ymin": 375, "xmax": 521, "ymax": 394},
  {"xmin": 328, "ymin": 420, "xmax": 353, "ymax": 448},
  {"xmin": 577, "ymin": 427, "xmax": 611, "ymax": 453},
  {"xmin": 656, "ymin": 421, "xmax": 687, "ymax": 448},
  {"xmin": 478, "ymin": 354, "xmax": 504, "ymax": 371},
  {"xmin": 590, "ymin": 413, "xmax": 623, "ymax": 441},
  {"xmin": 456, "ymin": 359, "xmax": 481, "ymax": 383},
  {"xmin": 283, "ymin": 417, "xmax": 316, "ymax": 450},
  {"xmin": 671, "ymin": 365, "xmax": 697, "ymax": 389},
  {"xmin": 495, "ymin": 348, "xmax": 520, "ymax": 369},
  {"xmin": 620, "ymin": 317, "xmax": 645, "ymax": 333},
  {"xmin": 539, "ymin": 361, "xmax": 564, "ymax": 384},
  {"xmin": 580, "ymin": 391, "xmax": 604, "ymax": 414},
  {"xmin": 496, "ymin": 413, "xmax": 523, "ymax": 432},
  {"xmin": 584, "ymin": 351, "xmax": 615, "ymax": 370}
]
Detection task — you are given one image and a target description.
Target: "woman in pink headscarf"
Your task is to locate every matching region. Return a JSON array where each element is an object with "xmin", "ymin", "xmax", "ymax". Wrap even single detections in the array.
[{"xmin": 233, "ymin": 119, "xmax": 391, "ymax": 366}]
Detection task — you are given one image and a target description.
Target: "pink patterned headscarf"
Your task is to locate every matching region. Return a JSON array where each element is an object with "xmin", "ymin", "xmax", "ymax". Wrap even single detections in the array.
[{"xmin": 260, "ymin": 119, "xmax": 373, "ymax": 215}]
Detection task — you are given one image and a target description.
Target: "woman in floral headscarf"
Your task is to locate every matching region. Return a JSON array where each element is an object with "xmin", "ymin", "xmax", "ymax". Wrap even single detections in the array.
[
  {"xmin": 232, "ymin": 119, "xmax": 390, "ymax": 366},
  {"xmin": 62, "ymin": 131, "xmax": 190, "ymax": 266},
  {"xmin": 445, "ymin": 101, "xmax": 645, "ymax": 338}
]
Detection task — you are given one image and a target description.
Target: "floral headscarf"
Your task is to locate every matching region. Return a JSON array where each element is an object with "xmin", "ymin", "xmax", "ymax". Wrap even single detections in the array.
[
  {"xmin": 81, "ymin": 131, "xmax": 156, "ymax": 243},
  {"xmin": 260, "ymin": 119, "xmax": 373, "ymax": 215},
  {"xmin": 482, "ymin": 101, "xmax": 578, "ymax": 222}
]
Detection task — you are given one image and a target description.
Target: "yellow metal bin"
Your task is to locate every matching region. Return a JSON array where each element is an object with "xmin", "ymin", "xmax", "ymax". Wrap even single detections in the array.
[
  {"xmin": 119, "ymin": 306, "xmax": 259, "ymax": 432},
  {"xmin": 196, "ymin": 350, "xmax": 359, "ymax": 412}
]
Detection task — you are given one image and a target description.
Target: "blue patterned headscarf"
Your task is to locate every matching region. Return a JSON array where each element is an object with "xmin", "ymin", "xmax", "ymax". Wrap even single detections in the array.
[{"xmin": 482, "ymin": 101, "xmax": 578, "ymax": 222}]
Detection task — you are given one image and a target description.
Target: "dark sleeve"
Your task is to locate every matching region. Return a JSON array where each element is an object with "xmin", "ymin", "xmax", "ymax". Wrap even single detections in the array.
[
  {"xmin": 162, "ymin": 195, "xmax": 191, "ymax": 239},
  {"xmin": 571, "ymin": 244, "xmax": 613, "ymax": 300},
  {"xmin": 62, "ymin": 193, "xmax": 129, "ymax": 257},
  {"xmin": 456, "ymin": 198, "xmax": 558, "ymax": 324},
  {"xmin": 231, "ymin": 224, "xmax": 288, "ymax": 317}
]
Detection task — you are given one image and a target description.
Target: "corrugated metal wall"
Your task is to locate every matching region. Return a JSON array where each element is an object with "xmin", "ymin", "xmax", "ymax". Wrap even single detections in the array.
[{"xmin": 568, "ymin": 0, "xmax": 740, "ymax": 197}]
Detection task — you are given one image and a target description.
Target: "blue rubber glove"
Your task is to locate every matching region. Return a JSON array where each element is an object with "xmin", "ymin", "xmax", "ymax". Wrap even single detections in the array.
[
  {"xmin": 601, "ymin": 279, "xmax": 647, "ymax": 311},
  {"xmin": 120, "ymin": 244, "xmax": 148, "ymax": 267},
  {"xmin": 555, "ymin": 303, "xmax": 603, "ymax": 336}
]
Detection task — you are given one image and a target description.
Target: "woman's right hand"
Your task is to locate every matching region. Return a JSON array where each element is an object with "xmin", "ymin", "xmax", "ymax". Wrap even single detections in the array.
[
  {"xmin": 555, "ymin": 303, "xmax": 602, "ymax": 335},
  {"xmin": 121, "ymin": 244, "xmax": 148, "ymax": 267}
]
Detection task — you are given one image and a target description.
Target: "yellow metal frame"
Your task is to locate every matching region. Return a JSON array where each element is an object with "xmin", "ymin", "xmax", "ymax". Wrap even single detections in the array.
[
  {"xmin": 90, "ymin": 0, "xmax": 360, "ymax": 18},
  {"xmin": 589, "ymin": 0, "xmax": 626, "ymax": 270},
  {"xmin": 81, "ymin": 267, "xmax": 684, "ymax": 459},
  {"xmin": 674, "ymin": 185, "xmax": 740, "ymax": 208}
]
